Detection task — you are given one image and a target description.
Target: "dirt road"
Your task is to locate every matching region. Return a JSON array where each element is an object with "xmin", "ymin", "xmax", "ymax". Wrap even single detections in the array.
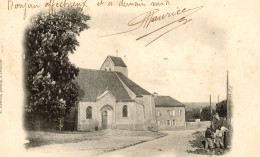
[
  {"xmin": 99, "ymin": 130, "xmax": 208, "ymax": 157},
  {"xmin": 26, "ymin": 129, "xmax": 207, "ymax": 157}
]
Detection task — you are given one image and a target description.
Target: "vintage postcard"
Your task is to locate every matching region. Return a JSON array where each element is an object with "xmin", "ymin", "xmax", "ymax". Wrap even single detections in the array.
[{"xmin": 0, "ymin": 0, "xmax": 259, "ymax": 157}]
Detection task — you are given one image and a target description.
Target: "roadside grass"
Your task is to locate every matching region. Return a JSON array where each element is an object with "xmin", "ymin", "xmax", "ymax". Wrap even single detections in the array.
[
  {"xmin": 25, "ymin": 130, "xmax": 167, "ymax": 150},
  {"xmin": 25, "ymin": 130, "xmax": 105, "ymax": 148}
]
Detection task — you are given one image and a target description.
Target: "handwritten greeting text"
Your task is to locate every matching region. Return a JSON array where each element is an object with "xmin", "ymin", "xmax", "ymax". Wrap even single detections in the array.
[
  {"xmin": 6, "ymin": 0, "xmax": 204, "ymax": 46},
  {"xmin": 8, "ymin": 0, "xmax": 88, "ymax": 19},
  {"xmin": 101, "ymin": 5, "xmax": 203, "ymax": 46}
]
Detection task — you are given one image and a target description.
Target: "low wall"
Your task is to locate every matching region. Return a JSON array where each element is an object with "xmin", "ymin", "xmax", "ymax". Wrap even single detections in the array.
[
  {"xmin": 112, "ymin": 124, "xmax": 145, "ymax": 131},
  {"xmin": 158, "ymin": 126, "xmax": 185, "ymax": 131},
  {"xmin": 185, "ymin": 121, "xmax": 210, "ymax": 130},
  {"xmin": 77, "ymin": 123, "xmax": 146, "ymax": 131}
]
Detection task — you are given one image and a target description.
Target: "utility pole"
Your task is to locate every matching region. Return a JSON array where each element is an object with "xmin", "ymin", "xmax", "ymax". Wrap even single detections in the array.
[
  {"xmin": 227, "ymin": 71, "xmax": 231, "ymax": 127},
  {"xmin": 210, "ymin": 94, "xmax": 212, "ymax": 130},
  {"xmin": 227, "ymin": 71, "xmax": 229, "ymax": 100},
  {"xmin": 226, "ymin": 70, "xmax": 232, "ymax": 148}
]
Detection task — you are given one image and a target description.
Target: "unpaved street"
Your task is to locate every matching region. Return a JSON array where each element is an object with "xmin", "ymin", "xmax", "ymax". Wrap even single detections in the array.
[
  {"xmin": 26, "ymin": 129, "xmax": 207, "ymax": 157},
  {"xmin": 26, "ymin": 130, "xmax": 165, "ymax": 157},
  {"xmin": 99, "ymin": 130, "xmax": 208, "ymax": 157}
]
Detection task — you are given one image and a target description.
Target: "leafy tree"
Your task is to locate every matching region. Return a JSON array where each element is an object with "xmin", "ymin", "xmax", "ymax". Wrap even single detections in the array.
[
  {"xmin": 186, "ymin": 108, "xmax": 200, "ymax": 122},
  {"xmin": 216, "ymin": 100, "xmax": 227, "ymax": 118},
  {"xmin": 200, "ymin": 106, "xmax": 215, "ymax": 121},
  {"xmin": 24, "ymin": 8, "xmax": 90, "ymax": 130}
]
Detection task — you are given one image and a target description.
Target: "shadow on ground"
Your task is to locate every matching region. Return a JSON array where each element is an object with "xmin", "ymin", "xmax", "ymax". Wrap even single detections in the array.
[
  {"xmin": 186, "ymin": 131, "xmax": 230, "ymax": 156},
  {"xmin": 186, "ymin": 131, "xmax": 211, "ymax": 155}
]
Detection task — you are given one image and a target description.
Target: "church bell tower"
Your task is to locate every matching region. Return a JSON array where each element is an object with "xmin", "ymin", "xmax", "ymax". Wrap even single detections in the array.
[{"xmin": 100, "ymin": 55, "xmax": 128, "ymax": 77}]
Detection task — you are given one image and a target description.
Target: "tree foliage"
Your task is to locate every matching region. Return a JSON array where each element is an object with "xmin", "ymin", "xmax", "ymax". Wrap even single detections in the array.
[
  {"xmin": 216, "ymin": 100, "xmax": 227, "ymax": 118},
  {"xmin": 200, "ymin": 106, "xmax": 215, "ymax": 121},
  {"xmin": 186, "ymin": 108, "xmax": 200, "ymax": 122},
  {"xmin": 24, "ymin": 8, "xmax": 90, "ymax": 129}
]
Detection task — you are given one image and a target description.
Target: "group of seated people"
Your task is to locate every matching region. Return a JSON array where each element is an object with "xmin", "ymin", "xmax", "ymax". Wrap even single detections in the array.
[{"xmin": 204, "ymin": 125, "xmax": 229, "ymax": 154}]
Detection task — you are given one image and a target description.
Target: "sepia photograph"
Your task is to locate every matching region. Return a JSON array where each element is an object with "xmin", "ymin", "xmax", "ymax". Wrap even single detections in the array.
[{"xmin": 0, "ymin": 0, "xmax": 259, "ymax": 157}]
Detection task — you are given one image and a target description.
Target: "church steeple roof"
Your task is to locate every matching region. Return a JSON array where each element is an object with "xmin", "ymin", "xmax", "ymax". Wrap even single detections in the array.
[{"xmin": 108, "ymin": 55, "xmax": 127, "ymax": 67}]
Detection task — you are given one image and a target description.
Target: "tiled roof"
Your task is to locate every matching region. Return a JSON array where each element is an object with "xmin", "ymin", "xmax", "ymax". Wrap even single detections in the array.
[
  {"xmin": 116, "ymin": 72, "xmax": 150, "ymax": 97},
  {"xmin": 109, "ymin": 56, "xmax": 127, "ymax": 67},
  {"xmin": 155, "ymin": 96, "xmax": 185, "ymax": 107},
  {"xmin": 75, "ymin": 69, "xmax": 150, "ymax": 102},
  {"xmin": 76, "ymin": 69, "xmax": 131, "ymax": 101}
]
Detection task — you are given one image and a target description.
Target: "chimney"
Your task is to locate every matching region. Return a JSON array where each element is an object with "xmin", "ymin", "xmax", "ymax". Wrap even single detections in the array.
[{"xmin": 153, "ymin": 92, "xmax": 158, "ymax": 97}]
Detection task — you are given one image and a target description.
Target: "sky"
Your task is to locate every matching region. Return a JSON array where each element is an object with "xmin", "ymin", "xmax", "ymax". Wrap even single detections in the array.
[
  {"xmin": 1, "ymin": 0, "xmax": 260, "ymax": 156},
  {"xmin": 68, "ymin": 0, "xmax": 230, "ymax": 102}
]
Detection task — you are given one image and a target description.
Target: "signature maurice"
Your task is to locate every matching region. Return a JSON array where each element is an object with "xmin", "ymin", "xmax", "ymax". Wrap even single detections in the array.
[{"xmin": 101, "ymin": 5, "xmax": 204, "ymax": 46}]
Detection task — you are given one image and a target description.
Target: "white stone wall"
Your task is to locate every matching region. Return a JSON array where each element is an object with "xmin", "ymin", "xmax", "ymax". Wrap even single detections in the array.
[
  {"xmin": 77, "ymin": 101, "xmax": 97, "ymax": 131},
  {"xmin": 77, "ymin": 92, "xmax": 117, "ymax": 131},
  {"xmin": 115, "ymin": 102, "xmax": 136, "ymax": 125},
  {"xmin": 135, "ymin": 95, "xmax": 157, "ymax": 130},
  {"xmin": 114, "ymin": 101, "xmax": 145, "ymax": 130},
  {"xmin": 77, "ymin": 93, "xmax": 146, "ymax": 131}
]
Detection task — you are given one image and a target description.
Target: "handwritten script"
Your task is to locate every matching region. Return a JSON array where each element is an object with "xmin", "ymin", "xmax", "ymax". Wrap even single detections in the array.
[
  {"xmin": 6, "ymin": 0, "xmax": 204, "ymax": 46},
  {"xmin": 8, "ymin": 0, "xmax": 88, "ymax": 19},
  {"xmin": 101, "ymin": 5, "xmax": 204, "ymax": 46}
]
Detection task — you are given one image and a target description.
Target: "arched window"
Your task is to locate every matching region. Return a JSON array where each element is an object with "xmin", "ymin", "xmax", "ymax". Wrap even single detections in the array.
[
  {"xmin": 122, "ymin": 105, "xmax": 128, "ymax": 117},
  {"xmin": 86, "ymin": 106, "xmax": 92, "ymax": 119}
]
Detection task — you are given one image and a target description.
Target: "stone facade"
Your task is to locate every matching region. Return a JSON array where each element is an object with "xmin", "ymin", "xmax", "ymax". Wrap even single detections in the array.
[
  {"xmin": 77, "ymin": 90, "xmax": 156, "ymax": 131},
  {"xmin": 154, "ymin": 95, "xmax": 186, "ymax": 130},
  {"xmin": 76, "ymin": 56, "xmax": 185, "ymax": 132},
  {"xmin": 76, "ymin": 56, "xmax": 156, "ymax": 131},
  {"xmin": 155, "ymin": 107, "xmax": 186, "ymax": 130}
]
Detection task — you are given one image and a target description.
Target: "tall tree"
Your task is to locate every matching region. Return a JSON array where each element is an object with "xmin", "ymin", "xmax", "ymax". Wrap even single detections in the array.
[
  {"xmin": 216, "ymin": 100, "xmax": 227, "ymax": 118},
  {"xmin": 200, "ymin": 106, "xmax": 215, "ymax": 121},
  {"xmin": 24, "ymin": 8, "xmax": 90, "ymax": 129},
  {"xmin": 185, "ymin": 108, "xmax": 200, "ymax": 122}
]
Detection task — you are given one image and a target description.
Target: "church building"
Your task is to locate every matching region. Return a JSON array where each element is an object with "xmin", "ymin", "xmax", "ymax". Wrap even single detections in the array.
[{"xmin": 75, "ymin": 56, "xmax": 157, "ymax": 131}]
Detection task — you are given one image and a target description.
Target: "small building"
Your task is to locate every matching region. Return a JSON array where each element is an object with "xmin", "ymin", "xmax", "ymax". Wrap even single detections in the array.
[
  {"xmin": 100, "ymin": 55, "xmax": 128, "ymax": 77},
  {"xmin": 154, "ymin": 95, "xmax": 186, "ymax": 130},
  {"xmin": 75, "ymin": 56, "xmax": 156, "ymax": 131}
]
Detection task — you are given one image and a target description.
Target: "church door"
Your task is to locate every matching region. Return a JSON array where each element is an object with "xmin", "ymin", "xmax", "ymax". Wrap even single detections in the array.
[{"xmin": 102, "ymin": 111, "xmax": 108, "ymax": 130}]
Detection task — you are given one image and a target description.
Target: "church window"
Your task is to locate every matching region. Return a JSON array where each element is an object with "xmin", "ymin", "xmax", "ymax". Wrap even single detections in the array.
[
  {"xmin": 122, "ymin": 105, "xmax": 128, "ymax": 117},
  {"xmin": 86, "ymin": 106, "xmax": 92, "ymax": 119}
]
